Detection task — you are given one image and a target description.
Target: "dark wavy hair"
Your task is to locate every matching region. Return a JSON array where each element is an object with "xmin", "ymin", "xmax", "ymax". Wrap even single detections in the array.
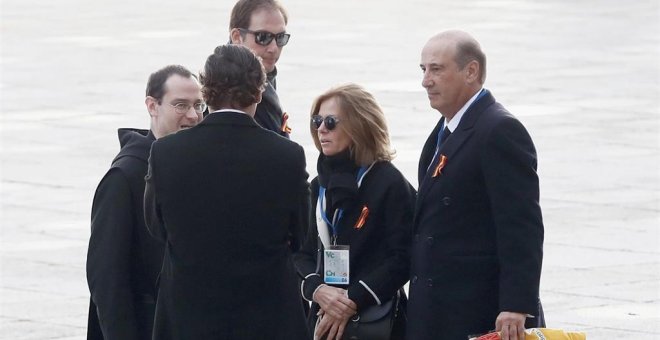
[{"xmin": 200, "ymin": 44, "xmax": 266, "ymax": 110}]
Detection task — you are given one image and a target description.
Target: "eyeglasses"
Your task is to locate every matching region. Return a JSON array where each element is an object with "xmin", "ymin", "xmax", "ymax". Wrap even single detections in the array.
[
  {"xmin": 168, "ymin": 102, "xmax": 207, "ymax": 115},
  {"xmin": 311, "ymin": 115, "xmax": 340, "ymax": 131},
  {"xmin": 239, "ymin": 28, "xmax": 290, "ymax": 47}
]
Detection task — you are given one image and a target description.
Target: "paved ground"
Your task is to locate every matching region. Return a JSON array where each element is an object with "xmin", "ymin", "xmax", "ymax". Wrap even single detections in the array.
[{"xmin": 1, "ymin": 0, "xmax": 659, "ymax": 338}]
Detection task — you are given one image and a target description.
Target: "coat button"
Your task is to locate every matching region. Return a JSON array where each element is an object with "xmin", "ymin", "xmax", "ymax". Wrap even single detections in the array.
[
  {"xmin": 426, "ymin": 236, "xmax": 434, "ymax": 245},
  {"xmin": 412, "ymin": 275, "xmax": 418, "ymax": 284},
  {"xmin": 442, "ymin": 197, "xmax": 451, "ymax": 206},
  {"xmin": 427, "ymin": 278, "xmax": 433, "ymax": 287}
]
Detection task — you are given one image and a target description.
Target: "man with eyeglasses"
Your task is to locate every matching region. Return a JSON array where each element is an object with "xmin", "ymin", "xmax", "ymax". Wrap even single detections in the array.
[
  {"xmin": 229, "ymin": 0, "xmax": 292, "ymax": 138},
  {"xmin": 86, "ymin": 65, "xmax": 204, "ymax": 340}
]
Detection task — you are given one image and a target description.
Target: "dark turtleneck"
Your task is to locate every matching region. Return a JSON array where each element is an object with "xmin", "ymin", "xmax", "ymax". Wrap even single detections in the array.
[{"xmin": 317, "ymin": 149, "xmax": 360, "ymax": 217}]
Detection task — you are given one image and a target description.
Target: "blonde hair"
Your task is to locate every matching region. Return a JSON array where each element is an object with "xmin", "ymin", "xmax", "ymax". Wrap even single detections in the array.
[{"xmin": 309, "ymin": 83, "xmax": 394, "ymax": 166}]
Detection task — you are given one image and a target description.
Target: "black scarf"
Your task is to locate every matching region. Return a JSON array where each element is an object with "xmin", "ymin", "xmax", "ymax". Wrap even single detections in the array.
[{"xmin": 317, "ymin": 150, "xmax": 360, "ymax": 217}]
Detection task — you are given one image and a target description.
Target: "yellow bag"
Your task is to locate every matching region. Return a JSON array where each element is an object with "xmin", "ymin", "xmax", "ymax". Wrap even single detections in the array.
[{"xmin": 470, "ymin": 328, "xmax": 586, "ymax": 340}]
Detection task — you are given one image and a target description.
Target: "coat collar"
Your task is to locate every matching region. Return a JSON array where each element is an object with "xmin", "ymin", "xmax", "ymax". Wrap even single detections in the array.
[
  {"xmin": 262, "ymin": 72, "xmax": 282, "ymax": 112},
  {"xmin": 418, "ymin": 118, "xmax": 444, "ymax": 186},
  {"xmin": 436, "ymin": 90, "xmax": 495, "ymax": 160},
  {"xmin": 113, "ymin": 128, "xmax": 154, "ymax": 164},
  {"xmin": 416, "ymin": 90, "xmax": 496, "ymax": 201}
]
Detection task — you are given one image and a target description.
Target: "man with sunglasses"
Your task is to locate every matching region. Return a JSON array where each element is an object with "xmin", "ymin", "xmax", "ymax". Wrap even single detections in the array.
[
  {"xmin": 86, "ymin": 65, "xmax": 204, "ymax": 340},
  {"xmin": 229, "ymin": 0, "xmax": 292, "ymax": 138}
]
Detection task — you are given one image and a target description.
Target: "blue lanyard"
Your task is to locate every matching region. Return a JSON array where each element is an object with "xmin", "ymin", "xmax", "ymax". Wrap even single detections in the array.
[
  {"xmin": 318, "ymin": 165, "xmax": 371, "ymax": 240},
  {"xmin": 318, "ymin": 187, "xmax": 340, "ymax": 238}
]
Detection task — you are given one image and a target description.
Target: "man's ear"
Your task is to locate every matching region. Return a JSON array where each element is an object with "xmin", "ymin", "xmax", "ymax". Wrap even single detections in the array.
[
  {"xmin": 465, "ymin": 60, "xmax": 480, "ymax": 83},
  {"xmin": 145, "ymin": 96, "xmax": 159, "ymax": 117},
  {"xmin": 230, "ymin": 28, "xmax": 243, "ymax": 44}
]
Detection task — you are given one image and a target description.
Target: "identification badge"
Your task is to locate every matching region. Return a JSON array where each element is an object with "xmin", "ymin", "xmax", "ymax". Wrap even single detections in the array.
[{"xmin": 323, "ymin": 245, "xmax": 350, "ymax": 285}]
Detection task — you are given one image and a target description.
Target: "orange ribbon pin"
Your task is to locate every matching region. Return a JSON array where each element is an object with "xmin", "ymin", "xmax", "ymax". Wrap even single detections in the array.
[
  {"xmin": 354, "ymin": 205, "xmax": 369, "ymax": 229},
  {"xmin": 281, "ymin": 112, "xmax": 292, "ymax": 134},
  {"xmin": 432, "ymin": 154, "xmax": 448, "ymax": 178}
]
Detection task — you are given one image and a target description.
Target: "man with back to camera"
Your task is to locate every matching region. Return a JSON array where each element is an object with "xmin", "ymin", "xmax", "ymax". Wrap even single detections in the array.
[
  {"xmin": 86, "ymin": 65, "xmax": 205, "ymax": 340},
  {"xmin": 229, "ymin": 0, "xmax": 292, "ymax": 137},
  {"xmin": 407, "ymin": 30, "xmax": 545, "ymax": 340},
  {"xmin": 143, "ymin": 44, "xmax": 309, "ymax": 339}
]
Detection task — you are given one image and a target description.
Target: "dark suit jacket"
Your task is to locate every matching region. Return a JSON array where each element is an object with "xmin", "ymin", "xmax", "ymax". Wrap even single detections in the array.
[
  {"xmin": 407, "ymin": 90, "xmax": 544, "ymax": 340},
  {"xmin": 144, "ymin": 111, "xmax": 309, "ymax": 340},
  {"xmin": 86, "ymin": 129, "xmax": 163, "ymax": 340}
]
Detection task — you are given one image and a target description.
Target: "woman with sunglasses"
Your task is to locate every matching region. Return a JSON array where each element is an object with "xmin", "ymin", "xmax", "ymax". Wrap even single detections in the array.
[{"xmin": 293, "ymin": 84, "xmax": 415, "ymax": 340}]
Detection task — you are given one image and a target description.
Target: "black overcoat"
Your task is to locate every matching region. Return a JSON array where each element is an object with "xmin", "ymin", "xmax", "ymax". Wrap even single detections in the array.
[
  {"xmin": 86, "ymin": 129, "xmax": 163, "ymax": 340},
  {"xmin": 144, "ymin": 111, "xmax": 309, "ymax": 340},
  {"xmin": 293, "ymin": 161, "xmax": 415, "ymax": 334},
  {"xmin": 407, "ymin": 90, "xmax": 544, "ymax": 340}
]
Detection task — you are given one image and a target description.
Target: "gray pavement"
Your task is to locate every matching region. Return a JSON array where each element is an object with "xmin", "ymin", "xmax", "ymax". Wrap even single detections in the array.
[{"xmin": 1, "ymin": 0, "xmax": 659, "ymax": 339}]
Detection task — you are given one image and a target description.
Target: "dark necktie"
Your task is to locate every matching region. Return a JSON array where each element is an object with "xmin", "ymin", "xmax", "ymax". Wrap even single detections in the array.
[{"xmin": 422, "ymin": 127, "xmax": 451, "ymax": 186}]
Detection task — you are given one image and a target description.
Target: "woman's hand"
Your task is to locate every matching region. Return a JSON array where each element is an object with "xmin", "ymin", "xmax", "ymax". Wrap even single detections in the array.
[
  {"xmin": 314, "ymin": 310, "xmax": 352, "ymax": 340},
  {"xmin": 313, "ymin": 285, "xmax": 357, "ymax": 319}
]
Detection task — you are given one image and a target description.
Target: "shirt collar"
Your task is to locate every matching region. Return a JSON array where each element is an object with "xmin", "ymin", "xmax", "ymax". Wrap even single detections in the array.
[{"xmin": 210, "ymin": 109, "xmax": 245, "ymax": 115}]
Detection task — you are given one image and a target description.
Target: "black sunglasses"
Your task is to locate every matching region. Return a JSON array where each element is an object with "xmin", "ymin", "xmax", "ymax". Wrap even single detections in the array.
[
  {"xmin": 239, "ymin": 28, "xmax": 290, "ymax": 47},
  {"xmin": 311, "ymin": 115, "xmax": 340, "ymax": 131}
]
